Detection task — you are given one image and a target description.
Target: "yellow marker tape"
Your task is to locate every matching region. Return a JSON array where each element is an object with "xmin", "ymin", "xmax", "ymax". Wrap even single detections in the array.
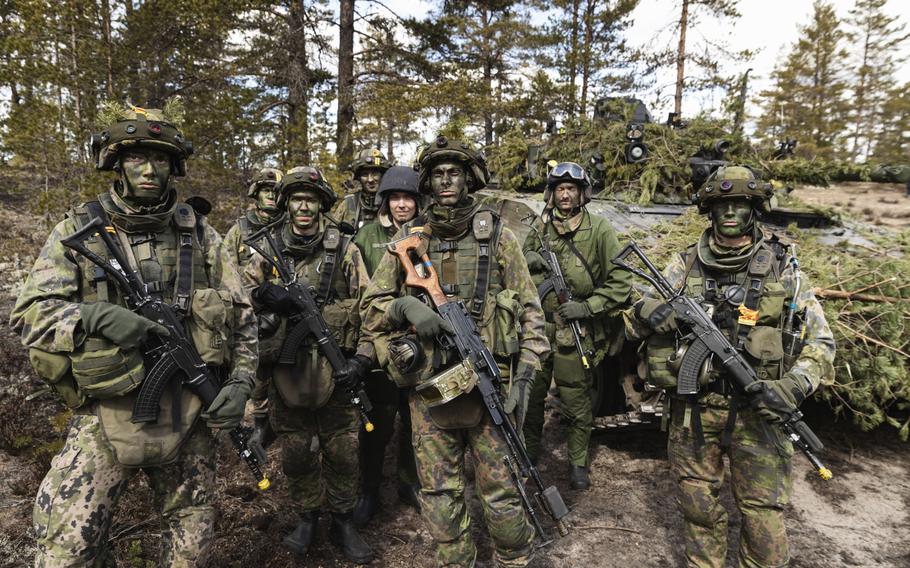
[
  {"xmin": 818, "ymin": 467, "xmax": 833, "ymax": 481},
  {"xmin": 737, "ymin": 305, "xmax": 759, "ymax": 326},
  {"xmin": 258, "ymin": 476, "xmax": 271, "ymax": 491},
  {"xmin": 581, "ymin": 355, "xmax": 591, "ymax": 370},
  {"xmin": 364, "ymin": 421, "xmax": 375, "ymax": 433}
]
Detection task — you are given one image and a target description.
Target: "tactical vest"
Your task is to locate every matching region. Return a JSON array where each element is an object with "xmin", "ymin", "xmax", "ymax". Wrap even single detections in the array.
[
  {"xmin": 235, "ymin": 215, "xmax": 256, "ymax": 266},
  {"xmin": 268, "ymin": 224, "xmax": 358, "ymax": 410},
  {"xmin": 341, "ymin": 193, "xmax": 378, "ymax": 231}
]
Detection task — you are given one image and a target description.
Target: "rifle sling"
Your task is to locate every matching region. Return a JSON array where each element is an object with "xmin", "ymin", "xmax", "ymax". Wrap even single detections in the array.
[
  {"xmin": 554, "ymin": 223, "xmax": 601, "ymax": 289},
  {"xmin": 471, "ymin": 212, "xmax": 501, "ymax": 319}
]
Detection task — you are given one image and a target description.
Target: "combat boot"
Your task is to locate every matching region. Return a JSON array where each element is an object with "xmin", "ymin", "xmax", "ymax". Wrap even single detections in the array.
[
  {"xmin": 283, "ymin": 511, "xmax": 318, "ymax": 556},
  {"xmin": 329, "ymin": 512, "xmax": 374, "ymax": 564},
  {"xmin": 569, "ymin": 465, "xmax": 590, "ymax": 490},
  {"xmin": 353, "ymin": 487, "xmax": 380, "ymax": 527},
  {"xmin": 397, "ymin": 481, "xmax": 421, "ymax": 512}
]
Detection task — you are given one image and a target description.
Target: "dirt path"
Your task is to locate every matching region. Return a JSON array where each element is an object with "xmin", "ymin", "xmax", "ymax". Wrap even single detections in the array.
[{"xmin": 794, "ymin": 182, "xmax": 910, "ymax": 229}]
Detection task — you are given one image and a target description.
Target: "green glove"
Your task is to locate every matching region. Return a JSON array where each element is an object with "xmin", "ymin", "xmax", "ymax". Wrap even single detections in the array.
[
  {"xmin": 525, "ymin": 250, "xmax": 547, "ymax": 273},
  {"xmin": 81, "ymin": 302, "xmax": 169, "ymax": 350},
  {"xmin": 637, "ymin": 298, "xmax": 677, "ymax": 334},
  {"xmin": 388, "ymin": 296, "xmax": 454, "ymax": 340},
  {"xmin": 744, "ymin": 374, "xmax": 808, "ymax": 424},
  {"xmin": 504, "ymin": 362, "xmax": 535, "ymax": 431},
  {"xmin": 557, "ymin": 301, "xmax": 590, "ymax": 322},
  {"xmin": 202, "ymin": 375, "xmax": 252, "ymax": 430}
]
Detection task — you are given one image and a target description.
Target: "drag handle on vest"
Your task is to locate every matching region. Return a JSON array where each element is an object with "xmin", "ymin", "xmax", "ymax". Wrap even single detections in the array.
[
  {"xmin": 389, "ymin": 232, "xmax": 571, "ymax": 540},
  {"xmin": 244, "ymin": 225, "xmax": 375, "ymax": 433},
  {"xmin": 62, "ymin": 217, "xmax": 270, "ymax": 491},
  {"xmin": 612, "ymin": 241, "xmax": 833, "ymax": 481}
]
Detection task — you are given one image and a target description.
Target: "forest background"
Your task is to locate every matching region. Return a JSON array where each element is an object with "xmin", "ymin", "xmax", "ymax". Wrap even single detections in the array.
[{"xmin": 1, "ymin": 0, "xmax": 910, "ymax": 224}]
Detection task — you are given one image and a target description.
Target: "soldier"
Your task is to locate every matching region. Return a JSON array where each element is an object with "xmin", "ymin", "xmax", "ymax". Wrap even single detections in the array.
[
  {"xmin": 361, "ymin": 136, "xmax": 549, "ymax": 567},
  {"xmin": 624, "ymin": 166, "xmax": 836, "ymax": 568},
  {"xmin": 333, "ymin": 148, "xmax": 393, "ymax": 230},
  {"xmin": 351, "ymin": 165, "xmax": 422, "ymax": 526},
  {"xmin": 223, "ymin": 167, "xmax": 284, "ymax": 266},
  {"xmin": 521, "ymin": 162, "xmax": 631, "ymax": 490},
  {"xmin": 243, "ymin": 166, "xmax": 374, "ymax": 564},
  {"xmin": 10, "ymin": 102, "xmax": 258, "ymax": 566}
]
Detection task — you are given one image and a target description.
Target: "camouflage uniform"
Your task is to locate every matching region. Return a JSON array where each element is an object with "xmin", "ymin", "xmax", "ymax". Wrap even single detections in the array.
[
  {"xmin": 244, "ymin": 219, "xmax": 372, "ymax": 516},
  {"xmin": 333, "ymin": 149, "xmax": 392, "ymax": 231},
  {"xmin": 624, "ymin": 168, "xmax": 835, "ymax": 568},
  {"xmin": 11, "ymin": 107, "xmax": 257, "ymax": 567},
  {"xmin": 352, "ymin": 189, "xmax": 420, "ymax": 513},
  {"xmin": 522, "ymin": 208, "xmax": 631, "ymax": 467},
  {"xmin": 361, "ymin": 167, "xmax": 549, "ymax": 567}
]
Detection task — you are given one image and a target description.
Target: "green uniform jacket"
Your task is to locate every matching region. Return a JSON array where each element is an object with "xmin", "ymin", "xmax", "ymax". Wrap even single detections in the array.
[
  {"xmin": 523, "ymin": 209, "xmax": 632, "ymax": 358},
  {"xmin": 353, "ymin": 214, "xmax": 397, "ymax": 277}
]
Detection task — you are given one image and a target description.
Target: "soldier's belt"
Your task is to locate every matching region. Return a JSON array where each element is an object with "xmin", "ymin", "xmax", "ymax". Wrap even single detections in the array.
[{"xmin": 415, "ymin": 359, "xmax": 479, "ymax": 407}]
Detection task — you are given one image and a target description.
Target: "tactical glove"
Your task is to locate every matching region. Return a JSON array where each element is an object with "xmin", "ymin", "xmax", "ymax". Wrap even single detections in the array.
[
  {"xmin": 388, "ymin": 296, "xmax": 454, "ymax": 340},
  {"xmin": 744, "ymin": 374, "xmax": 808, "ymax": 424},
  {"xmin": 252, "ymin": 282, "xmax": 295, "ymax": 312},
  {"xmin": 247, "ymin": 415, "xmax": 276, "ymax": 465},
  {"xmin": 202, "ymin": 375, "xmax": 253, "ymax": 430},
  {"xmin": 637, "ymin": 298, "xmax": 677, "ymax": 334},
  {"xmin": 557, "ymin": 301, "xmax": 590, "ymax": 322},
  {"xmin": 335, "ymin": 354, "xmax": 373, "ymax": 393},
  {"xmin": 80, "ymin": 302, "xmax": 169, "ymax": 350},
  {"xmin": 525, "ymin": 250, "xmax": 547, "ymax": 273},
  {"xmin": 504, "ymin": 362, "xmax": 535, "ymax": 431}
]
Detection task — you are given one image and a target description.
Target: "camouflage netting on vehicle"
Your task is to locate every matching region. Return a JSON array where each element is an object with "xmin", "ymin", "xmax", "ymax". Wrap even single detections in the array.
[
  {"xmin": 486, "ymin": 115, "xmax": 880, "ymax": 202},
  {"xmin": 628, "ymin": 209, "xmax": 910, "ymax": 439}
]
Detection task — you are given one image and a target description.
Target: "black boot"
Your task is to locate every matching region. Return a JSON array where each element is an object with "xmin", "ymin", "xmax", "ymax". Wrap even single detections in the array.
[
  {"xmin": 353, "ymin": 487, "xmax": 380, "ymax": 528},
  {"xmin": 397, "ymin": 482, "xmax": 421, "ymax": 512},
  {"xmin": 283, "ymin": 511, "xmax": 318, "ymax": 556},
  {"xmin": 569, "ymin": 465, "xmax": 590, "ymax": 490},
  {"xmin": 330, "ymin": 512, "xmax": 374, "ymax": 565}
]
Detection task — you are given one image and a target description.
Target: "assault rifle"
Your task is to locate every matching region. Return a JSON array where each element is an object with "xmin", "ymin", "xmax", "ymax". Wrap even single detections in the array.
[
  {"xmin": 524, "ymin": 215, "xmax": 593, "ymax": 370},
  {"xmin": 244, "ymin": 226, "xmax": 374, "ymax": 432},
  {"xmin": 388, "ymin": 232, "xmax": 570, "ymax": 540},
  {"xmin": 61, "ymin": 217, "xmax": 270, "ymax": 490},
  {"xmin": 613, "ymin": 241, "xmax": 833, "ymax": 480}
]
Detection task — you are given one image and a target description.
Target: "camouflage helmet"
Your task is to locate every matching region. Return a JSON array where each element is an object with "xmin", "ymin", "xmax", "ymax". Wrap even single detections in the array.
[
  {"xmin": 89, "ymin": 101, "xmax": 193, "ymax": 176},
  {"xmin": 415, "ymin": 136, "xmax": 490, "ymax": 194},
  {"xmin": 351, "ymin": 148, "xmax": 392, "ymax": 177},
  {"xmin": 276, "ymin": 166, "xmax": 337, "ymax": 212},
  {"xmin": 544, "ymin": 161, "xmax": 594, "ymax": 208},
  {"xmin": 247, "ymin": 167, "xmax": 284, "ymax": 198},
  {"xmin": 694, "ymin": 165, "xmax": 774, "ymax": 214}
]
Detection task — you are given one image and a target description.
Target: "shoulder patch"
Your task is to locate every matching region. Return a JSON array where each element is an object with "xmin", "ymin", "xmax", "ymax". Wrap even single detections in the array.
[
  {"xmin": 323, "ymin": 225, "xmax": 341, "ymax": 250},
  {"xmin": 473, "ymin": 210, "xmax": 495, "ymax": 241},
  {"xmin": 174, "ymin": 203, "xmax": 196, "ymax": 231}
]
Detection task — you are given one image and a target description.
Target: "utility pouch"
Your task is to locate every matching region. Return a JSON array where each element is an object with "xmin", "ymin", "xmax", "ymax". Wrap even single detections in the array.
[
  {"xmin": 28, "ymin": 348, "xmax": 86, "ymax": 409},
  {"xmin": 756, "ymin": 281, "xmax": 787, "ymax": 326},
  {"xmin": 644, "ymin": 334, "xmax": 678, "ymax": 389},
  {"xmin": 743, "ymin": 325, "xmax": 784, "ymax": 380},
  {"xmin": 492, "ymin": 289, "xmax": 522, "ymax": 357},
  {"xmin": 70, "ymin": 337, "xmax": 145, "ymax": 399},
  {"xmin": 322, "ymin": 298, "xmax": 358, "ymax": 351},
  {"xmin": 98, "ymin": 385, "xmax": 203, "ymax": 467},
  {"xmin": 272, "ymin": 343, "xmax": 335, "ymax": 409},
  {"xmin": 426, "ymin": 387, "xmax": 485, "ymax": 430},
  {"xmin": 187, "ymin": 288, "xmax": 233, "ymax": 367}
]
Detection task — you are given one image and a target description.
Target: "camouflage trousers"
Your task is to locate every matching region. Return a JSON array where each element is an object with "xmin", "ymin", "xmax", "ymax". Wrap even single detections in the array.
[
  {"xmin": 409, "ymin": 390, "xmax": 534, "ymax": 568},
  {"xmin": 523, "ymin": 346, "xmax": 593, "ymax": 467},
  {"xmin": 668, "ymin": 395, "xmax": 793, "ymax": 568},
  {"xmin": 248, "ymin": 365, "xmax": 270, "ymax": 418},
  {"xmin": 270, "ymin": 386, "xmax": 360, "ymax": 514},
  {"xmin": 360, "ymin": 369, "xmax": 418, "ymax": 491},
  {"xmin": 33, "ymin": 413, "xmax": 215, "ymax": 568}
]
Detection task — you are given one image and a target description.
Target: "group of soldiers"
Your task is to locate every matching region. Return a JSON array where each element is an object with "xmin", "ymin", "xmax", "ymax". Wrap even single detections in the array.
[{"xmin": 10, "ymin": 103, "xmax": 834, "ymax": 568}]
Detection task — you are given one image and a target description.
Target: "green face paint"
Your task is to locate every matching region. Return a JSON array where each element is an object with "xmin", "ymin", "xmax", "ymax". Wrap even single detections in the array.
[
  {"xmin": 288, "ymin": 189, "xmax": 321, "ymax": 235},
  {"xmin": 430, "ymin": 161, "xmax": 468, "ymax": 207},
  {"xmin": 120, "ymin": 147, "xmax": 172, "ymax": 205},
  {"xmin": 358, "ymin": 167, "xmax": 382, "ymax": 195},
  {"xmin": 256, "ymin": 185, "xmax": 279, "ymax": 214},
  {"xmin": 710, "ymin": 198, "xmax": 753, "ymax": 238}
]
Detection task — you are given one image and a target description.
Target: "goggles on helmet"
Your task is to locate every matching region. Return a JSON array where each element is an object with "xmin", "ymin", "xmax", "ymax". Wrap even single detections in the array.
[{"xmin": 549, "ymin": 162, "xmax": 586, "ymax": 181}]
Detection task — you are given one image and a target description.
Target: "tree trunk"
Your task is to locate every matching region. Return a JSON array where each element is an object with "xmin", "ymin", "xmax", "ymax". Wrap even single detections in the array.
[
  {"xmin": 580, "ymin": 0, "xmax": 596, "ymax": 116},
  {"xmin": 674, "ymin": 0, "xmax": 689, "ymax": 116},
  {"xmin": 568, "ymin": 0, "xmax": 580, "ymax": 116},
  {"xmin": 287, "ymin": 1, "xmax": 310, "ymax": 165},
  {"xmin": 482, "ymin": 4, "xmax": 493, "ymax": 147},
  {"xmin": 336, "ymin": 0, "xmax": 355, "ymax": 170},
  {"xmin": 68, "ymin": 3, "xmax": 85, "ymax": 162},
  {"xmin": 851, "ymin": 26, "xmax": 872, "ymax": 160},
  {"xmin": 386, "ymin": 116, "xmax": 395, "ymax": 161},
  {"xmin": 101, "ymin": 0, "xmax": 114, "ymax": 97}
]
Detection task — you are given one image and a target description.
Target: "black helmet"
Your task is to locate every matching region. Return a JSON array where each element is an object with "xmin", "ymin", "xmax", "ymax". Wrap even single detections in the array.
[
  {"xmin": 544, "ymin": 161, "xmax": 593, "ymax": 207},
  {"xmin": 276, "ymin": 166, "xmax": 337, "ymax": 212},
  {"xmin": 377, "ymin": 166, "xmax": 421, "ymax": 202},
  {"xmin": 415, "ymin": 136, "xmax": 490, "ymax": 194}
]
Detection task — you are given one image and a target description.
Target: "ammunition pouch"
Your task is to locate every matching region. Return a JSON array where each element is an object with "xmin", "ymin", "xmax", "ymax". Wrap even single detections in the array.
[
  {"xmin": 70, "ymin": 337, "xmax": 145, "ymax": 399},
  {"xmin": 644, "ymin": 334, "xmax": 679, "ymax": 389},
  {"xmin": 272, "ymin": 346, "xmax": 336, "ymax": 410},
  {"xmin": 426, "ymin": 386, "xmax": 485, "ymax": 430},
  {"xmin": 322, "ymin": 298, "xmax": 358, "ymax": 351},
  {"xmin": 743, "ymin": 325, "xmax": 784, "ymax": 380},
  {"xmin": 28, "ymin": 348, "xmax": 86, "ymax": 409},
  {"xmin": 187, "ymin": 288, "xmax": 233, "ymax": 367},
  {"xmin": 415, "ymin": 359, "xmax": 479, "ymax": 408},
  {"xmin": 492, "ymin": 289, "xmax": 522, "ymax": 357}
]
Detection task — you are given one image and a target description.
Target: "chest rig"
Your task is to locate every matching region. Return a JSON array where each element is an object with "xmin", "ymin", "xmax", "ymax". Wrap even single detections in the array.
[
  {"xmin": 343, "ymin": 193, "xmax": 378, "ymax": 231},
  {"xmin": 69, "ymin": 201, "xmax": 208, "ymax": 314},
  {"xmin": 275, "ymin": 224, "xmax": 352, "ymax": 308},
  {"xmin": 408, "ymin": 209, "xmax": 503, "ymax": 321}
]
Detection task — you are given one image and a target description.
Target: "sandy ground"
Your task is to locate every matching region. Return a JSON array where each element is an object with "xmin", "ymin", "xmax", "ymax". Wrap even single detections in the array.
[
  {"xmin": 0, "ymin": 199, "xmax": 908, "ymax": 568},
  {"xmin": 794, "ymin": 182, "xmax": 910, "ymax": 229}
]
